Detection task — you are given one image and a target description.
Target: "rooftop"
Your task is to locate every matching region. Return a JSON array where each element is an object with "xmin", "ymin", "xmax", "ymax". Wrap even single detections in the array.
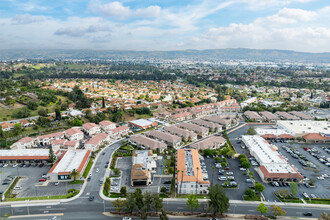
[{"xmin": 129, "ymin": 119, "xmax": 154, "ymax": 127}]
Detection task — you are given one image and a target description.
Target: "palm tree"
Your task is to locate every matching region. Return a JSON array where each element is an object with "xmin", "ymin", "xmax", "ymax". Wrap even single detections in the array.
[
  {"xmin": 196, "ymin": 167, "xmax": 199, "ymax": 194},
  {"xmin": 69, "ymin": 169, "xmax": 80, "ymax": 182},
  {"xmin": 179, "ymin": 170, "xmax": 184, "ymax": 195},
  {"xmin": 211, "ymin": 166, "xmax": 215, "ymax": 187}
]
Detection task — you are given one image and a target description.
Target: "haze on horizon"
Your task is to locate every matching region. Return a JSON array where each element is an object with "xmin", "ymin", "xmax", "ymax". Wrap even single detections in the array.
[{"xmin": 0, "ymin": 0, "xmax": 330, "ymax": 53}]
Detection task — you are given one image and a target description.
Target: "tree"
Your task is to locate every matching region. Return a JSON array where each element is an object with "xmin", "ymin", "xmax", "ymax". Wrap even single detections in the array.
[
  {"xmin": 241, "ymin": 161, "xmax": 251, "ymax": 169},
  {"xmin": 13, "ymin": 123, "xmax": 22, "ymax": 135},
  {"xmin": 152, "ymin": 193, "xmax": 163, "ymax": 214},
  {"xmin": 270, "ymin": 205, "xmax": 286, "ymax": 219},
  {"xmin": 159, "ymin": 209, "xmax": 169, "ymax": 220},
  {"xmin": 49, "ymin": 148, "xmax": 56, "ymax": 164},
  {"xmin": 186, "ymin": 194, "xmax": 199, "ymax": 214},
  {"xmin": 143, "ymin": 191, "xmax": 153, "ymax": 214},
  {"xmin": 111, "ymin": 199, "xmax": 126, "ymax": 213},
  {"xmin": 289, "ymin": 182, "xmax": 298, "ymax": 196},
  {"xmin": 160, "ymin": 187, "xmax": 167, "ymax": 194},
  {"xmin": 208, "ymin": 184, "xmax": 229, "ymax": 217},
  {"xmin": 102, "ymin": 97, "xmax": 105, "ymax": 108},
  {"xmin": 257, "ymin": 203, "xmax": 268, "ymax": 216},
  {"xmin": 214, "ymin": 157, "xmax": 221, "ymax": 163},
  {"xmin": 318, "ymin": 212, "xmax": 330, "ymax": 220},
  {"xmin": 246, "ymin": 127, "xmax": 257, "ymax": 135},
  {"xmin": 245, "ymin": 189, "xmax": 256, "ymax": 199},
  {"xmin": 38, "ymin": 108, "xmax": 48, "ymax": 117},
  {"xmin": 134, "ymin": 188, "xmax": 144, "ymax": 211},
  {"xmin": 104, "ymin": 177, "xmax": 111, "ymax": 194},
  {"xmin": 27, "ymin": 101, "xmax": 38, "ymax": 110},
  {"xmin": 120, "ymin": 186, "xmax": 127, "ymax": 196},
  {"xmin": 55, "ymin": 106, "xmax": 61, "ymax": 121},
  {"xmin": 69, "ymin": 169, "xmax": 81, "ymax": 182},
  {"xmin": 254, "ymin": 182, "xmax": 265, "ymax": 193},
  {"xmin": 125, "ymin": 193, "xmax": 136, "ymax": 214}
]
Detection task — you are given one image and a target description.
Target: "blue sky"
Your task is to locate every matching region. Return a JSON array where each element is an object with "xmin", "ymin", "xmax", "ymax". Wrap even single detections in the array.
[{"xmin": 0, "ymin": 0, "xmax": 329, "ymax": 52}]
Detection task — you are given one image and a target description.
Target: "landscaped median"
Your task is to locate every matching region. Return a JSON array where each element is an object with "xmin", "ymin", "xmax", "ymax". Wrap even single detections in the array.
[
  {"xmin": 306, "ymin": 198, "xmax": 330, "ymax": 205},
  {"xmin": 82, "ymin": 158, "xmax": 94, "ymax": 178},
  {"xmin": 5, "ymin": 189, "xmax": 80, "ymax": 202}
]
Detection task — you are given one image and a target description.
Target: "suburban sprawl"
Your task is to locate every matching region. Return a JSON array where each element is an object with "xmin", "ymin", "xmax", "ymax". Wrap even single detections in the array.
[{"xmin": 0, "ymin": 60, "xmax": 329, "ymax": 220}]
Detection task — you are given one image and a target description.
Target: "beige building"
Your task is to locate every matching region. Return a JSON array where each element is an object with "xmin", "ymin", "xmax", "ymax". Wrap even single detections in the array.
[{"xmin": 131, "ymin": 150, "xmax": 157, "ymax": 186}]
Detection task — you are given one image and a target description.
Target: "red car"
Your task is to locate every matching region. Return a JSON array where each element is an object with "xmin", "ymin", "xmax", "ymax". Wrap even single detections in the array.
[
  {"xmin": 224, "ymin": 167, "xmax": 230, "ymax": 170},
  {"xmin": 38, "ymin": 178, "xmax": 47, "ymax": 182}
]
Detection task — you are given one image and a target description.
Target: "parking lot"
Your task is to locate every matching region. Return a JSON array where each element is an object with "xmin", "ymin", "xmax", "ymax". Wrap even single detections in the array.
[
  {"xmin": 0, "ymin": 165, "xmax": 82, "ymax": 198},
  {"xmin": 228, "ymin": 124, "xmax": 330, "ymax": 202},
  {"xmin": 116, "ymin": 156, "xmax": 172, "ymax": 194}
]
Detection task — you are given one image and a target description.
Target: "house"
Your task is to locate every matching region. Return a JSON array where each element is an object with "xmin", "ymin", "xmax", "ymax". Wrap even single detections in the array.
[
  {"xmin": 191, "ymin": 119, "xmax": 222, "ymax": 132},
  {"xmin": 202, "ymin": 116, "xmax": 232, "ymax": 129},
  {"xmin": 275, "ymin": 111, "xmax": 300, "ymax": 120},
  {"xmin": 108, "ymin": 125, "xmax": 130, "ymax": 139},
  {"xmin": 20, "ymin": 119, "xmax": 34, "ymax": 127},
  {"xmin": 259, "ymin": 111, "xmax": 279, "ymax": 122},
  {"xmin": 158, "ymin": 111, "xmax": 171, "ymax": 120},
  {"xmin": 190, "ymin": 136, "xmax": 226, "ymax": 150},
  {"xmin": 69, "ymin": 110, "xmax": 84, "ymax": 117},
  {"xmin": 11, "ymin": 137, "xmax": 35, "ymax": 150},
  {"xmin": 37, "ymin": 132, "xmax": 64, "ymax": 146},
  {"xmin": 130, "ymin": 135, "xmax": 167, "ymax": 153},
  {"xmin": 62, "ymin": 140, "xmax": 80, "ymax": 150},
  {"xmin": 146, "ymin": 130, "xmax": 181, "ymax": 148},
  {"xmin": 176, "ymin": 149, "xmax": 210, "ymax": 194},
  {"xmin": 99, "ymin": 120, "xmax": 117, "ymax": 132},
  {"xmin": 164, "ymin": 126, "xmax": 197, "ymax": 142},
  {"xmin": 1, "ymin": 122, "xmax": 15, "ymax": 131},
  {"xmin": 64, "ymin": 127, "xmax": 84, "ymax": 141},
  {"xmin": 244, "ymin": 111, "xmax": 263, "ymax": 122},
  {"xmin": 51, "ymin": 139, "xmax": 67, "ymax": 152},
  {"xmin": 177, "ymin": 122, "xmax": 209, "ymax": 138},
  {"xmin": 169, "ymin": 112, "xmax": 193, "ymax": 122},
  {"xmin": 82, "ymin": 123, "xmax": 101, "ymax": 136},
  {"xmin": 130, "ymin": 150, "xmax": 157, "ymax": 186},
  {"xmin": 84, "ymin": 133, "xmax": 109, "ymax": 151}
]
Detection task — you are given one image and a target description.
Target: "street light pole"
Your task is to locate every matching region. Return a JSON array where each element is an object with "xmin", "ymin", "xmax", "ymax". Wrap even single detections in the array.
[
  {"xmin": 26, "ymin": 200, "xmax": 30, "ymax": 215},
  {"xmin": 16, "ymin": 166, "xmax": 19, "ymax": 177}
]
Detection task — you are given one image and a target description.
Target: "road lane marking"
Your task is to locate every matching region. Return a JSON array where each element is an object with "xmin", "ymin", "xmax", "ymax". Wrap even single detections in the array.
[
  {"xmin": 248, "ymin": 210, "xmax": 254, "ymax": 212},
  {"xmin": 177, "ymin": 207, "xmax": 183, "ymax": 210}
]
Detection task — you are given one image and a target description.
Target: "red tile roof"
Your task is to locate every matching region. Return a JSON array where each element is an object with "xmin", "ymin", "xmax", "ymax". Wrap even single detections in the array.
[
  {"xmin": 261, "ymin": 134, "xmax": 277, "ymax": 139},
  {"xmin": 303, "ymin": 133, "xmax": 329, "ymax": 141},
  {"xmin": 259, "ymin": 165, "xmax": 303, "ymax": 180},
  {"xmin": 17, "ymin": 137, "xmax": 34, "ymax": 143},
  {"xmin": 77, "ymin": 150, "xmax": 91, "ymax": 173},
  {"xmin": 279, "ymin": 134, "xmax": 295, "ymax": 139}
]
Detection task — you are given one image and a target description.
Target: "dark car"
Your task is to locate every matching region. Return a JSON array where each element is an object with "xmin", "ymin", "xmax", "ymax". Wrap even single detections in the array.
[
  {"xmin": 303, "ymin": 212, "xmax": 312, "ymax": 216},
  {"xmin": 87, "ymin": 177, "xmax": 91, "ymax": 181},
  {"xmin": 2, "ymin": 182, "xmax": 10, "ymax": 185},
  {"xmin": 26, "ymin": 164, "xmax": 31, "ymax": 167},
  {"xmin": 102, "ymin": 152, "xmax": 105, "ymax": 155},
  {"xmin": 89, "ymin": 196, "xmax": 95, "ymax": 201},
  {"xmin": 39, "ymin": 163, "xmax": 44, "ymax": 168},
  {"xmin": 104, "ymin": 165, "xmax": 108, "ymax": 168},
  {"xmin": 163, "ymin": 180, "xmax": 171, "ymax": 184}
]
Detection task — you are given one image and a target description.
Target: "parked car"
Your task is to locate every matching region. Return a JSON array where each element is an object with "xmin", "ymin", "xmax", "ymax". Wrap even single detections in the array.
[
  {"xmin": 39, "ymin": 178, "xmax": 47, "ymax": 182},
  {"xmin": 123, "ymin": 217, "xmax": 132, "ymax": 220},
  {"xmin": 303, "ymin": 212, "xmax": 312, "ymax": 216},
  {"xmin": 14, "ymin": 186, "xmax": 22, "ymax": 190},
  {"xmin": 55, "ymin": 182, "xmax": 60, "ymax": 186},
  {"xmin": 3, "ymin": 164, "xmax": 8, "ymax": 168},
  {"xmin": 310, "ymin": 194, "xmax": 316, "ymax": 199},
  {"xmin": 302, "ymin": 192, "xmax": 309, "ymax": 199},
  {"xmin": 246, "ymin": 179, "xmax": 253, "ymax": 183},
  {"xmin": 239, "ymin": 168, "xmax": 246, "ymax": 171},
  {"xmin": 12, "ymin": 164, "xmax": 18, "ymax": 168},
  {"xmin": 224, "ymin": 167, "xmax": 230, "ymax": 170},
  {"xmin": 163, "ymin": 180, "xmax": 171, "ymax": 184}
]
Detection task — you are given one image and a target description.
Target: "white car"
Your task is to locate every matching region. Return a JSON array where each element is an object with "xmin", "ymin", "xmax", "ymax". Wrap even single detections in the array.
[
  {"xmin": 123, "ymin": 217, "xmax": 132, "ymax": 220},
  {"xmin": 14, "ymin": 186, "xmax": 22, "ymax": 190},
  {"xmin": 89, "ymin": 173, "xmax": 92, "ymax": 177},
  {"xmin": 3, "ymin": 164, "xmax": 8, "ymax": 168},
  {"xmin": 317, "ymin": 176, "xmax": 325, "ymax": 180},
  {"xmin": 95, "ymin": 168, "xmax": 99, "ymax": 173},
  {"xmin": 239, "ymin": 168, "xmax": 246, "ymax": 171},
  {"xmin": 55, "ymin": 182, "xmax": 59, "ymax": 186},
  {"xmin": 12, "ymin": 164, "xmax": 18, "ymax": 168},
  {"xmin": 322, "ymin": 174, "xmax": 329, "ymax": 178}
]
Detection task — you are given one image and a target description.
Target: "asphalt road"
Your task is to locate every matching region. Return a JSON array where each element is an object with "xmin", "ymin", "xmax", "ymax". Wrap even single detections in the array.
[{"xmin": 1, "ymin": 136, "xmax": 330, "ymax": 219}]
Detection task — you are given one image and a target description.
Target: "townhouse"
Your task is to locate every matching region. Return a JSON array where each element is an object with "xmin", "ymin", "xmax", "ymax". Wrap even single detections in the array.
[
  {"xmin": 190, "ymin": 136, "xmax": 226, "ymax": 150},
  {"xmin": 244, "ymin": 111, "xmax": 263, "ymax": 122},
  {"xmin": 108, "ymin": 125, "xmax": 130, "ymax": 139},
  {"xmin": 164, "ymin": 126, "xmax": 197, "ymax": 142},
  {"xmin": 259, "ymin": 111, "xmax": 280, "ymax": 122},
  {"xmin": 64, "ymin": 127, "xmax": 84, "ymax": 141},
  {"xmin": 146, "ymin": 130, "xmax": 181, "ymax": 148},
  {"xmin": 130, "ymin": 135, "xmax": 167, "ymax": 153},
  {"xmin": 84, "ymin": 132, "xmax": 109, "ymax": 151},
  {"xmin": 191, "ymin": 119, "xmax": 222, "ymax": 132},
  {"xmin": 36, "ymin": 132, "xmax": 64, "ymax": 146},
  {"xmin": 82, "ymin": 123, "xmax": 101, "ymax": 136},
  {"xmin": 177, "ymin": 122, "xmax": 209, "ymax": 138},
  {"xmin": 99, "ymin": 120, "xmax": 117, "ymax": 132},
  {"xmin": 10, "ymin": 137, "xmax": 35, "ymax": 150}
]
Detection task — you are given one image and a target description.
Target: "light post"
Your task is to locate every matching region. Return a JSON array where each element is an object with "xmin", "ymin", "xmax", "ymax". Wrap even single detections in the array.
[
  {"xmin": 16, "ymin": 166, "xmax": 19, "ymax": 177},
  {"xmin": 26, "ymin": 200, "xmax": 30, "ymax": 215}
]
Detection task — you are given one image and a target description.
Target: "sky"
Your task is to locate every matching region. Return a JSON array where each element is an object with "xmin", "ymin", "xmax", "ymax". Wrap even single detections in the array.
[{"xmin": 0, "ymin": 0, "xmax": 330, "ymax": 52}]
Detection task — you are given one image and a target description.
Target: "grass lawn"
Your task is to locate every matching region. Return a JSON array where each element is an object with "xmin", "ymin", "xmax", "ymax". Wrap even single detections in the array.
[
  {"xmin": 177, "ymin": 194, "xmax": 208, "ymax": 199},
  {"xmin": 243, "ymin": 195, "xmax": 261, "ymax": 201},
  {"xmin": 83, "ymin": 158, "xmax": 94, "ymax": 178},
  {"xmin": 6, "ymin": 190, "xmax": 79, "ymax": 201},
  {"xmin": 306, "ymin": 199, "xmax": 330, "ymax": 205},
  {"xmin": 134, "ymin": 126, "xmax": 156, "ymax": 134},
  {"xmin": 109, "ymin": 193, "xmax": 125, "ymax": 198}
]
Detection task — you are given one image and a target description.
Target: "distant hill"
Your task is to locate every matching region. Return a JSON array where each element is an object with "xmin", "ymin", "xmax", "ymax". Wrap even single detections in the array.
[{"xmin": 0, "ymin": 48, "xmax": 329, "ymax": 63}]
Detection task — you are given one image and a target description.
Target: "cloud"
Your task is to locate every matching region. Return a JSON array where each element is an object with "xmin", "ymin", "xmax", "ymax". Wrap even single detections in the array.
[
  {"xmin": 54, "ymin": 24, "xmax": 112, "ymax": 37},
  {"xmin": 90, "ymin": 1, "xmax": 162, "ymax": 19},
  {"xmin": 11, "ymin": 14, "xmax": 46, "ymax": 25},
  {"xmin": 237, "ymin": 0, "xmax": 315, "ymax": 9}
]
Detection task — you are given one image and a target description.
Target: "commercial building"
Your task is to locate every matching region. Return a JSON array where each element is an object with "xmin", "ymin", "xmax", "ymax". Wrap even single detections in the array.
[
  {"xmin": 64, "ymin": 127, "xmax": 84, "ymax": 141},
  {"xmin": 176, "ymin": 149, "xmax": 210, "ymax": 194},
  {"xmin": 130, "ymin": 135, "xmax": 167, "ymax": 152},
  {"xmin": 11, "ymin": 137, "xmax": 35, "ymax": 150},
  {"xmin": 191, "ymin": 119, "xmax": 222, "ymax": 132},
  {"xmin": 302, "ymin": 133, "xmax": 330, "ymax": 144},
  {"xmin": 47, "ymin": 150, "xmax": 91, "ymax": 181},
  {"xmin": 128, "ymin": 119, "xmax": 157, "ymax": 131},
  {"xmin": 131, "ymin": 150, "xmax": 157, "ymax": 186},
  {"xmin": 147, "ymin": 130, "xmax": 181, "ymax": 148},
  {"xmin": 242, "ymin": 135, "xmax": 303, "ymax": 183},
  {"xmin": 276, "ymin": 120, "xmax": 330, "ymax": 137},
  {"xmin": 178, "ymin": 122, "xmax": 209, "ymax": 138},
  {"xmin": 82, "ymin": 123, "xmax": 101, "ymax": 136},
  {"xmin": 190, "ymin": 136, "xmax": 226, "ymax": 150},
  {"xmin": 0, "ymin": 149, "xmax": 51, "ymax": 164},
  {"xmin": 164, "ymin": 126, "xmax": 197, "ymax": 142}
]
